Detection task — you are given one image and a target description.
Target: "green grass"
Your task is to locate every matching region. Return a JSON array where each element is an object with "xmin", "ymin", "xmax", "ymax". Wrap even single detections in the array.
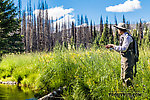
[{"xmin": 0, "ymin": 47, "xmax": 150, "ymax": 99}]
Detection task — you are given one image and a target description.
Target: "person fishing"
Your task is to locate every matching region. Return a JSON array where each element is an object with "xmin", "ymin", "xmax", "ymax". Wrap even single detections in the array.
[{"xmin": 105, "ymin": 23, "xmax": 136, "ymax": 87}]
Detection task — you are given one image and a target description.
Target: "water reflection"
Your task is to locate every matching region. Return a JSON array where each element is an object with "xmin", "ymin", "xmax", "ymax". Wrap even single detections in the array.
[{"xmin": 0, "ymin": 84, "xmax": 36, "ymax": 100}]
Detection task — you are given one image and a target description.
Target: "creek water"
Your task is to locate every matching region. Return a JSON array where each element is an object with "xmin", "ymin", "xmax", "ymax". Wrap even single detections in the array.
[{"xmin": 0, "ymin": 84, "xmax": 37, "ymax": 100}]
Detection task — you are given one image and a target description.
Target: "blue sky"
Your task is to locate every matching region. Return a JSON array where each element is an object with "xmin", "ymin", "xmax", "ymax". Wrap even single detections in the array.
[{"xmin": 13, "ymin": 0, "xmax": 149, "ymax": 24}]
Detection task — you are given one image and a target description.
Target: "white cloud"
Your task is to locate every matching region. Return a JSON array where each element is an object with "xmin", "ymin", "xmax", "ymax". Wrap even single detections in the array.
[
  {"xmin": 53, "ymin": 14, "xmax": 75, "ymax": 30},
  {"xmin": 33, "ymin": 6, "xmax": 74, "ymax": 20},
  {"xmin": 106, "ymin": 0, "xmax": 141, "ymax": 12},
  {"xmin": 33, "ymin": 6, "xmax": 75, "ymax": 29}
]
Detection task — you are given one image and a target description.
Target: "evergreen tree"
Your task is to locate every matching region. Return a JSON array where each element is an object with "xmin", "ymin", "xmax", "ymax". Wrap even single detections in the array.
[
  {"xmin": 77, "ymin": 15, "xmax": 80, "ymax": 26},
  {"xmin": 85, "ymin": 15, "xmax": 89, "ymax": 25},
  {"xmin": 85, "ymin": 16, "xmax": 88, "ymax": 25},
  {"xmin": 126, "ymin": 21, "xmax": 130, "ymax": 30},
  {"xmin": 18, "ymin": 0, "xmax": 22, "ymax": 20},
  {"xmin": 133, "ymin": 29, "xmax": 138, "ymax": 41},
  {"xmin": 145, "ymin": 29, "xmax": 150, "ymax": 46},
  {"xmin": 123, "ymin": 14, "xmax": 126, "ymax": 23},
  {"xmin": 115, "ymin": 15, "xmax": 118, "ymax": 26},
  {"xmin": 138, "ymin": 19, "xmax": 143, "ymax": 45},
  {"xmin": 0, "ymin": 0, "xmax": 24, "ymax": 55},
  {"xmin": 109, "ymin": 23, "xmax": 113, "ymax": 44},
  {"xmin": 93, "ymin": 23, "xmax": 96, "ymax": 40},
  {"xmin": 99, "ymin": 17, "xmax": 109, "ymax": 45},
  {"xmin": 90, "ymin": 20, "xmax": 93, "ymax": 42},
  {"xmin": 99, "ymin": 23, "xmax": 107, "ymax": 45},
  {"xmin": 114, "ymin": 16, "xmax": 119, "ymax": 45},
  {"xmin": 100, "ymin": 15, "xmax": 103, "ymax": 36},
  {"xmin": 81, "ymin": 15, "xmax": 84, "ymax": 25},
  {"xmin": 18, "ymin": 0, "xmax": 22, "ymax": 34}
]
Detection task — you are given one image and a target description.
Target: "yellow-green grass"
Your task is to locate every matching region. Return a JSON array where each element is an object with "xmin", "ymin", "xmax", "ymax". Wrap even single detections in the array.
[{"xmin": 0, "ymin": 47, "xmax": 149, "ymax": 99}]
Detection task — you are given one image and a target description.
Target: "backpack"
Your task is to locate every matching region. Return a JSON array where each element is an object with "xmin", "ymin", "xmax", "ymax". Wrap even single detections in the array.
[
  {"xmin": 132, "ymin": 37, "xmax": 139, "ymax": 62},
  {"xmin": 126, "ymin": 32, "xmax": 139, "ymax": 62},
  {"xmin": 131, "ymin": 36, "xmax": 139, "ymax": 77},
  {"xmin": 125, "ymin": 33, "xmax": 139, "ymax": 77}
]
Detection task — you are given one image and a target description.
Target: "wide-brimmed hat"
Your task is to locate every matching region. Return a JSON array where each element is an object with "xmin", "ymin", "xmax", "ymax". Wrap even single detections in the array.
[{"xmin": 114, "ymin": 23, "xmax": 127, "ymax": 30}]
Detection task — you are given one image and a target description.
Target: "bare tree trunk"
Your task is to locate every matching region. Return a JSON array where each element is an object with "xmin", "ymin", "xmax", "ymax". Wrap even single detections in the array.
[
  {"xmin": 44, "ymin": 9, "xmax": 49, "ymax": 51},
  {"xmin": 32, "ymin": 12, "xmax": 37, "ymax": 52},
  {"xmin": 48, "ymin": 19, "xmax": 51, "ymax": 51},
  {"xmin": 26, "ymin": 4, "xmax": 30, "ymax": 52},
  {"xmin": 22, "ymin": 11, "xmax": 26, "ymax": 50}
]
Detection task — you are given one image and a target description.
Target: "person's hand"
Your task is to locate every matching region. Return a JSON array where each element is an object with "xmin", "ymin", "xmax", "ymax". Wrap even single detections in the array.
[{"xmin": 105, "ymin": 44, "xmax": 115, "ymax": 49}]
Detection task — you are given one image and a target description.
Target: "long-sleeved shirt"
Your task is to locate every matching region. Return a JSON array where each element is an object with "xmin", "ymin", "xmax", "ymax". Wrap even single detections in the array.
[{"xmin": 113, "ymin": 32, "xmax": 133, "ymax": 52}]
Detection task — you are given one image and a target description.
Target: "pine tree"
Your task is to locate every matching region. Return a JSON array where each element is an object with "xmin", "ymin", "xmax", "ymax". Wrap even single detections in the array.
[
  {"xmin": 18, "ymin": 0, "xmax": 22, "ymax": 34},
  {"xmin": 133, "ymin": 29, "xmax": 138, "ymax": 41},
  {"xmin": 85, "ymin": 15, "xmax": 89, "ymax": 25},
  {"xmin": 123, "ymin": 15, "xmax": 126, "ymax": 23},
  {"xmin": 81, "ymin": 15, "xmax": 84, "ymax": 25},
  {"xmin": 77, "ymin": 15, "xmax": 80, "ymax": 26},
  {"xmin": 99, "ymin": 23, "xmax": 108, "ymax": 45},
  {"xmin": 115, "ymin": 15, "xmax": 118, "ymax": 26},
  {"xmin": 109, "ymin": 23, "xmax": 113, "ymax": 44},
  {"xmin": 100, "ymin": 15, "xmax": 103, "ymax": 36},
  {"xmin": 90, "ymin": 20, "xmax": 93, "ymax": 42},
  {"xmin": 114, "ymin": 16, "xmax": 119, "ymax": 45},
  {"xmin": 0, "ymin": 0, "xmax": 24, "ymax": 54},
  {"xmin": 145, "ymin": 29, "xmax": 150, "ymax": 46},
  {"xmin": 93, "ymin": 23, "xmax": 97, "ymax": 40},
  {"xmin": 138, "ymin": 19, "xmax": 143, "ymax": 45},
  {"xmin": 18, "ymin": 0, "xmax": 22, "ymax": 20},
  {"xmin": 99, "ymin": 17, "xmax": 109, "ymax": 45},
  {"xmin": 126, "ymin": 21, "xmax": 130, "ymax": 30}
]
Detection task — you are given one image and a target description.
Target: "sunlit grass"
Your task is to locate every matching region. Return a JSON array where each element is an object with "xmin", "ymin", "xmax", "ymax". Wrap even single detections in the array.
[{"xmin": 0, "ymin": 47, "xmax": 149, "ymax": 99}]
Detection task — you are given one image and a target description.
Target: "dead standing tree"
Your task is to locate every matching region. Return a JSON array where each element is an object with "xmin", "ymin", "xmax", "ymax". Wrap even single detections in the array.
[{"xmin": 22, "ymin": 11, "xmax": 26, "ymax": 50}]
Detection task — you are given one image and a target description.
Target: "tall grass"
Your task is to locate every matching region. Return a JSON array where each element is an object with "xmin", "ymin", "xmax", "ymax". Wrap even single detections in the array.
[{"xmin": 0, "ymin": 47, "xmax": 149, "ymax": 99}]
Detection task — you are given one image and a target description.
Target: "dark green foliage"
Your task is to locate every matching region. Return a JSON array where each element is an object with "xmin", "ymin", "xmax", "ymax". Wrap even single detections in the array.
[
  {"xmin": 81, "ymin": 15, "xmax": 84, "ymax": 25},
  {"xmin": 114, "ymin": 16, "xmax": 119, "ymax": 45},
  {"xmin": 138, "ymin": 19, "xmax": 143, "ymax": 45},
  {"xmin": 133, "ymin": 29, "xmax": 138, "ymax": 41},
  {"xmin": 114, "ymin": 30, "xmax": 119, "ymax": 45},
  {"xmin": 100, "ymin": 15, "xmax": 103, "ymax": 36},
  {"xmin": 99, "ymin": 17, "xmax": 109, "ymax": 45},
  {"xmin": 126, "ymin": 21, "xmax": 130, "ymax": 29},
  {"xmin": 109, "ymin": 23, "xmax": 113, "ymax": 44},
  {"xmin": 77, "ymin": 15, "xmax": 81, "ymax": 26},
  {"xmin": 85, "ymin": 15, "xmax": 89, "ymax": 25},
  {"xmin": 7, "ymin": 33, "xmax": 24, "ymax": 53},
  {"xmin": 0, "ymin": 0, "xmax": 24, "ymax": 55},
  {"xmin": 123, "ymin": 15, "xmax": 126, "ymax": 23},
  {"xmin": 115, "ymin": 15, "xmax": 118, "ymax": 25}
]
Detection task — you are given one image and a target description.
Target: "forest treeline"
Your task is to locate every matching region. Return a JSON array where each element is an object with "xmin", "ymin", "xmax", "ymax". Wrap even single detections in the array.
[
  {"xmin": 21, "ymin": 1, "xmax": 150, "ymax": 52},
  {"xmin": 0, "ymin": 0, "xmax": 150, "ymax": 55}
]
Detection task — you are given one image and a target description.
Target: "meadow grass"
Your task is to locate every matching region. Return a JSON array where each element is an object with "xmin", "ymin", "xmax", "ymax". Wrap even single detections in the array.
[{"xmin": 0, "ymin": 47, "xmax": 149, "ymax": 99}]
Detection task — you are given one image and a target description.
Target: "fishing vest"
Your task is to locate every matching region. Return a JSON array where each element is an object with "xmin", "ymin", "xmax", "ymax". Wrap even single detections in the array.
[{"xmin": 120, "ymin": 32, "xmax": 135, "ymax": 66}]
